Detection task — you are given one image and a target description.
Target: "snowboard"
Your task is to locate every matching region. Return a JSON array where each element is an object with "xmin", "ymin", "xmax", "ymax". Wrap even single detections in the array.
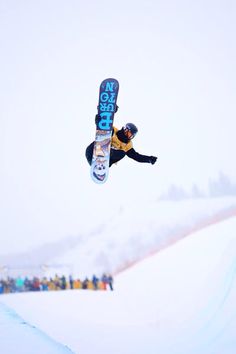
[{"xmin": 90, "ymin": 78, "xmax": 119, "ymax": 184}]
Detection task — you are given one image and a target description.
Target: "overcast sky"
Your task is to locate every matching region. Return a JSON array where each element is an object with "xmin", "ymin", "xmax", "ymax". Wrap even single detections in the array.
[{"xmin": 0, "ymin": 0, "xmax": 235, "ymax": 254}]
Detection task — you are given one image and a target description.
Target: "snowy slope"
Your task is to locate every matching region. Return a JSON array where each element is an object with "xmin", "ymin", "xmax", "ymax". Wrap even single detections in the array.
[
  {"xmin": 1, "ymin": 216, "xmax": 236, "ymax": 354},
  {"xmin": 1, "ymin": 197, "xmax": 236, "ymax": 279},
  {"xmin": 0, "ymin": 302, "xmax": 75, "ymax": 354},
  {"xmin": 48, "ymin": 197, "xmax": 236, "ymax": 277}
]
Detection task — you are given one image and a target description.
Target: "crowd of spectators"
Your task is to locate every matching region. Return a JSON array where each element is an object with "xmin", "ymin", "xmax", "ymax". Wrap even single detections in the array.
[{"xmin": 0, "ymin": 274, "xmax": 114, "ymax": 295}]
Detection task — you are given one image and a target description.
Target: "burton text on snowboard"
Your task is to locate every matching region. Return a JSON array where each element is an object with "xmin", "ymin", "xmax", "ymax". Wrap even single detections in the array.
[{"xmin": 90, "ymin": 78, "xmax": 119, "ymax": 184}]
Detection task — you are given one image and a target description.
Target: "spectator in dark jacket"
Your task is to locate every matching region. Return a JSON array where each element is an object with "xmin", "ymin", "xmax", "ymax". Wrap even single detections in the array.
[
  {"xmin": 69, "ymin": 275, "xmax": 74, "ymax": 289},
  {"xmin": 92, "ymin": 275, "xmax": 99, "ymax": 290},
  {"xmin": 107, "ymin": 275, "xmax": 114, "ymax": 291}
]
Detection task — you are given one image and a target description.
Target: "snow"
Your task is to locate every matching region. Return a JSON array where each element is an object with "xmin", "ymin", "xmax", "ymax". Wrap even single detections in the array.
[
  {"xmin": 0, "ymin": 303, "xmax": 74, "ymax": 354},
  {"xmin": 1, "ymin": 215, "xmax": 236, "ymax": 354},
  {"xmin": 2, "ymin": 197, "xmax": 236, "ymax": 280},
  {"xmin": 25, "ymin": 197, "xmax": 236, "ymax": 278}
]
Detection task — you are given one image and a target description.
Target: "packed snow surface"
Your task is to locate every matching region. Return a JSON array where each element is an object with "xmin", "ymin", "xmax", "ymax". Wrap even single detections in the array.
[{"xmin": 1, "ymin": 216, "xmax": 236, "ymax": 354}]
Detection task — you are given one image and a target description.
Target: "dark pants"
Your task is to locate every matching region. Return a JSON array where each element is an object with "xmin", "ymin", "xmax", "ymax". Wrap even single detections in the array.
[{"xmin": 85, "ymin": 142, "xmax": 125, "ymax": 167}]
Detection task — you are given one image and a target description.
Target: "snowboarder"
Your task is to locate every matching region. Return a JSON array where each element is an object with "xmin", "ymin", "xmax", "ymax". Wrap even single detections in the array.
[{"xmin": 85, "ymin": 110, "xmax": 157, "ymax": 167}]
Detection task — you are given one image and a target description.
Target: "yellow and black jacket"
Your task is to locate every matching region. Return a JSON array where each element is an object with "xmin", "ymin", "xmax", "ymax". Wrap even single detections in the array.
[{"xmin": 111, "ymin": 127, "xmax": 151, "ymax": 163}]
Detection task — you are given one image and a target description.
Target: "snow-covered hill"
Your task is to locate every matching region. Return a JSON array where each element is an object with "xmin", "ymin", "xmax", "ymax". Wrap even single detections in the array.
[
  {"xmin": 1, "ymin": 197, "xmax": 236, "ymax": 279},
  {"xmin": 1, "ymin": 215, "xmax": 236, "ymax": 354},
  {"xmin": 46, "ymin": 197, "xmax": 236, "ymax": 276}
]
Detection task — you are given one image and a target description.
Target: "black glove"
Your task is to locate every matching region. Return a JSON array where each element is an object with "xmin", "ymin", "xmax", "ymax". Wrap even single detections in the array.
[
  {"xmin": 95, "ymin": 114, "xmax": 101, "ymax": 125},
  {"xmin": 95, "ymin": 105, "xmax": 118, "ymax": 125},
  {"xmin": 149, "ymin": 156, "xmax": 157, "ymax": 165}
]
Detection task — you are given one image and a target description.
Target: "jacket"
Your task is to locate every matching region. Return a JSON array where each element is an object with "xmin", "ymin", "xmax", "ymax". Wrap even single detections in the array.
[{"xmin": 111, "ymin": 127, "xmax": 151, "ymax": 163}]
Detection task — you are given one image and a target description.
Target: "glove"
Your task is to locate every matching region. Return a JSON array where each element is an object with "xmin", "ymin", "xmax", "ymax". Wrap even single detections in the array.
[
  {"xmin": 149, "ymin": 156, "xmax": 157, "ymax": 165},
  {"xmin": 95, "ymin": 105, "xmax": 118, "ymax": 125},
  {"xmin": 95, "ymin": 114, "xmax": 101, "ymax": 125}
]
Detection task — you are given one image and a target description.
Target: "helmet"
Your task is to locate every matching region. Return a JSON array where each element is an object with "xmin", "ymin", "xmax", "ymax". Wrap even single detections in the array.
[{"xmin": 123, "ymin": 123, "xmax": 138, "ymax": 140}]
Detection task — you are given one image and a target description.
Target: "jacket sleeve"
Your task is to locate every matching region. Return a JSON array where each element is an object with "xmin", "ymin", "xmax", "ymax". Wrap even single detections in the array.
[{"xmin": 126, "ymin": 148, "xmax": 151, "ymax": 163}]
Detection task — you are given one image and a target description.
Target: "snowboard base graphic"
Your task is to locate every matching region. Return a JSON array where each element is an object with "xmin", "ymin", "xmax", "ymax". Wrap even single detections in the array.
[{"xmin": 90, "ymin": 78, "xmax": 119, "ymax": 184}]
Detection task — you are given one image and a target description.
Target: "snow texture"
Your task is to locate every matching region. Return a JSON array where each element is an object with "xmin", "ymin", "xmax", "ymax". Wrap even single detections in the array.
[
  {"xmin": 1, "ymin": 212, "xmax": 236, "ymax": 354},
  {"xmin": 0, "ymin": 302, "xmax": 75, "ymax": 354}
]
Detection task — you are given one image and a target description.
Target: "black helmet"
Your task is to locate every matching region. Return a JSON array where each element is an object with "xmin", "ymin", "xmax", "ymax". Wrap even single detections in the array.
[{"xmin": 123, "ymin": 123, "xmax": 138, "ymax": 139}]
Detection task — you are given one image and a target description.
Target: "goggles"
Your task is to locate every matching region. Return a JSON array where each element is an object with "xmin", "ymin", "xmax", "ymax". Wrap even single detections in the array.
[{"xmin": 124, "ymin": 128, "xmax": 136, "ymax": 140}]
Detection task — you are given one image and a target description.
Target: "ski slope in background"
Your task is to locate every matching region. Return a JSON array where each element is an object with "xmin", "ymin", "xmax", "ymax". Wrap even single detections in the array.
[
  {"xmin": 1, "ymin": 197, "xmax": 235, "ymax": 279},
  {"xmin": 1, "ymin": 216, "xmax": 236, "ymax": 354},
  {"xmin": 48, "ymin": 197, "xmax": 236, "ymax": 277}
]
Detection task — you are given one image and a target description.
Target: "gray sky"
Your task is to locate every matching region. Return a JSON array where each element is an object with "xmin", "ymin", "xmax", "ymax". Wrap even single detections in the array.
[{"xmin": 0, "ymin": 0, "xmax": 236, "ymax": 254}]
